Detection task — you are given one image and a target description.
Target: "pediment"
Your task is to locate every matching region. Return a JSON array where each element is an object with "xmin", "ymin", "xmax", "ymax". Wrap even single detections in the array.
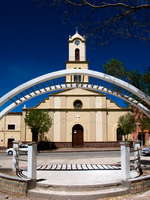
[{"xmin": 52, "ymin": 88, "xmax": 106, "ymax": 96}]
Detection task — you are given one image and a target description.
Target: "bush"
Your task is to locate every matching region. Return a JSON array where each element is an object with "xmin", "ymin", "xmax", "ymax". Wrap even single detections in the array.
[{"xmin": 38, "ymin": 142, "xmax": 56, "ymax": 150}]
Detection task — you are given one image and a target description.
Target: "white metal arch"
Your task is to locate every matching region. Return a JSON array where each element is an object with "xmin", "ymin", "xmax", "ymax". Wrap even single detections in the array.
[{"xmin": 0, "ymin": 69, "xmax": 150, "ymax": 119}]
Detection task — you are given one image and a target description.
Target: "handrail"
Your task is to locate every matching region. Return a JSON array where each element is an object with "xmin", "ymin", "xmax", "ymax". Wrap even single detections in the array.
[
  {"xmin": 14, "ymin": 148, "xmax": 28, "ymax": 178},
  {"xmin": 15, "ymin": 157, "xmax": 28, "ymax": 162},
  {"xmin": 130, "ymin": 149, "xmax": 141, "ymax": 153},
  {"xmin": 15, "ymin": 166, "xmax": 28, "ymax": 172},
  {"xmin": 130, "ymin": 157, "xmax": 139, "ymax": 162},
  {"xmin": 130, "ymin": 147, "xmax": 142, "ymax": 176},
  {"xmin": 13, "ymin": 142, "xmax": 37, "ymax": 183}
]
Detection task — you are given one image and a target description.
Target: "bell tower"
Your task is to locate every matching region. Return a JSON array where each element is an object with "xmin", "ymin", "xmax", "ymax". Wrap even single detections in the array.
[
  {"xmin": 68, "ymin": 30, "xmax": 86, "ymax": 61},
  {"xmin": 66, "ymin": 31, "xmax": 89, "ymax": 83}
]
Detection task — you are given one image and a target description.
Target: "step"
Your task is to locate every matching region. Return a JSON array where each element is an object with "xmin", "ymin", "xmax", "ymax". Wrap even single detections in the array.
[
  {"xmin": 28, "ymin": 182, "xmax": 129, "ymax": 200},
  {"xmin": 36, "ymin": 181, "xmax": 122, "ymax": 192}
]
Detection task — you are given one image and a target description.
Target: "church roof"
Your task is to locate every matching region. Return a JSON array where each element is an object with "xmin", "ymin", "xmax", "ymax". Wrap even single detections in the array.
[{"xmin": 69, "ymin": 31, "xmax": 86, "ymax": 42}]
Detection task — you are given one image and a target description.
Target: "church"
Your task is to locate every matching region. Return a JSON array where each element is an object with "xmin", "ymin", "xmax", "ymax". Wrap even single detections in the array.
[{"xmin": 0, "ymin": 31, "xmax": 131, "ymax": 149}]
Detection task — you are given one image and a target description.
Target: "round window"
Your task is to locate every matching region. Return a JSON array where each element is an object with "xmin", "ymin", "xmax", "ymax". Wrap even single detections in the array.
[{"xmin": 74, "ymin": 100, "xmax": 83, "ymax": 109}]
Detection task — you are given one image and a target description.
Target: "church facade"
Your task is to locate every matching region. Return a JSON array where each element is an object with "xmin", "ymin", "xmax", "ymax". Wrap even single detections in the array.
[{"xmin": 0, "ymin": 32, "xmax": 131, "ymax": 149}]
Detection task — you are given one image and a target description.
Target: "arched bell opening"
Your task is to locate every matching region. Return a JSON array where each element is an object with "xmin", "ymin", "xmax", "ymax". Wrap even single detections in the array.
[{"xmin": 75, "ymin": 48, "xmax": 80, "ymax": 61}]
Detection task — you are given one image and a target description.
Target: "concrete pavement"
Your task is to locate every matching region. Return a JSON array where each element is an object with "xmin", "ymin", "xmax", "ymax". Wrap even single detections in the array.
[
  {"xmin": 1, "ymin": 147, "xmax": 123, "ymax": 184},
  {"xmin": 0, "ymin": 148, "xmax": 150, "ymax": 199},
  {"xmin": 0, "ymin": 147, "xmax": 122, "ymax": 168}
]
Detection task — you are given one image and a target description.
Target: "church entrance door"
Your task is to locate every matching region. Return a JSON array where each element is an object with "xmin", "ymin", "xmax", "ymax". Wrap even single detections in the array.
[
  {"xmin": 117, "ymin": 128, "xmax": 122, "ymax": 141},
  {"xmin": 72, "ymin": 124, "xmax": 83, "ymax": 148}
]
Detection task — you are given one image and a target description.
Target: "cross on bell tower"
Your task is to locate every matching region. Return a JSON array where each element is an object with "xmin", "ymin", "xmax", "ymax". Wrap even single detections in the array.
[{"xmin": 75, "ymin": 26, "xmax": 79, "ymax": 33}]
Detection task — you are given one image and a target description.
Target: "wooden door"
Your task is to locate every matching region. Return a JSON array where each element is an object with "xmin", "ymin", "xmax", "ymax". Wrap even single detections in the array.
[
  {"xmin": 7, "ymin": 138, "xmax": 14, "ymax": 148},
  {"xmin": 72, "ymin": 124, "xmax": 83, "ymax": 148},
  {"xmin": 117, "ymin": 128, "xmax": 122, "ymax": 141}
]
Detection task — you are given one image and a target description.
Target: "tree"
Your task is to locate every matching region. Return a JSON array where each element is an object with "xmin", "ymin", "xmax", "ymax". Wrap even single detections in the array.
[
  {"xmin": 34, "ymin": 0, "xmax": 150, "ymax": 46},
  {"xmin": 117, "ymin": 112, "xmax": 136, "ymax": 141},
  {"xmin": 103, "ymin": 58, "xmax": 148, "ymax": 93},
  {"xmin": 141, "ymin": 66, "xmax": 150, "ymax": 96},
  {"xmin": 103, "ymin": 58, "xmax": 150, "ymax": 118},
  {"xmin": 103, "ymin": 58, "xmax": 150, "ymax": 103},
  {"xmin": 138, "ymin": 114, "xmax": 150, "ymax": 146},
  {"xmin": 24, "ymin": 109, "xmax": 52, "ymax": 142}
]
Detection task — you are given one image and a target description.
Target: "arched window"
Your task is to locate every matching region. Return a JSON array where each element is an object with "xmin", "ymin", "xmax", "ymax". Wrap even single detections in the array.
[{"xmin": 75, "ymin": 49, "xmax": 80, "ymax": 61}]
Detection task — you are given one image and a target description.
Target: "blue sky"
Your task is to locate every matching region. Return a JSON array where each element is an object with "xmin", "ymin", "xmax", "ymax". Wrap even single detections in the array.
[{"xmin": 0, "ymin": 0, "xmax": 150, "ymax": 112}]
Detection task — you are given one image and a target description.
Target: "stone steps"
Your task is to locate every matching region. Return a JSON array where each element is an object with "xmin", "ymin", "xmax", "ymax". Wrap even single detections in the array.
[{"xmin": 28, "ymin": 182, "xmax": 129, "ymax": 200}]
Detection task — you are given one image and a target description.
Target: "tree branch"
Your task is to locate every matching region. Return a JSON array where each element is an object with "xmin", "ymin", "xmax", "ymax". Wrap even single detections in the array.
[
  {"xmin": 63, "ymin": 0, "xmax": 150, "ymax": 10},
  {"xmin": 34, "ymin": 0, "xmax": 150, "ymax": 45}
]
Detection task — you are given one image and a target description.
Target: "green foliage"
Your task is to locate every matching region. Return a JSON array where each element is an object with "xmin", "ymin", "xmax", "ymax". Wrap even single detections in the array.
[
  {"xmin": 39, "ymin": 134, "xmax": 50, "ymax": 142},
  {"xmin": 103, "ymin": 58, "xmax": 150, "ymax": 96},
  {"xmin": 141, "ymin": 67, "xmax": 150, "ymax": 96},
  {"xmin": 103, "ymin": 58, "xmax": 150, "ymax": 116},
  {"xmin": 117, "ymin": 112, "xmax": 136, "ymax": 141},
  {"xmin": 139, "ymin": 115, "xmax": 150, "ymax": 133},
  {"xmin": 104, "ymin": 59, "xmax": 140, "ymax": 88},
  {"xmin": 103, "ymin": 58, "xmax": 128, "ymax": 81},
  {"xmin": 137, "ymin": 113, "xmax": 150, "ymax": 146},
  {"xmin": 24, "ymin": 109, "xmax": 52, "ymax": 142}
]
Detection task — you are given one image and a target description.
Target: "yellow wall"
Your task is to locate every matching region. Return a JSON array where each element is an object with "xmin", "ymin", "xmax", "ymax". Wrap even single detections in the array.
[
  {"xmin": 0, "ymin": 88, "xmax": 132, "ymax": 148},
  {"xmin": 0, "ymin": 114, "xmax": 22, "ymax": 147}
]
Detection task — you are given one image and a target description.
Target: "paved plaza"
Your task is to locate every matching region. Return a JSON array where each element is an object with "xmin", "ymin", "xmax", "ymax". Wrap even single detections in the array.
[{"xmin": 0, "ymin": 148, "xmax": 150, "ymax": 200}]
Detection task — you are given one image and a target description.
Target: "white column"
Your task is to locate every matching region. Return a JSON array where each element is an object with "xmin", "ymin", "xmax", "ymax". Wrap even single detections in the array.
[
  {"xmin": 28, "ymin": 143, "xmax": 37, "ymax": 180},
  {"xmin": 13, "ymin": 141, "xmax": 19, "ymax": 172},
  {"xmin": 134, "ymin": 141, "xmax": 141, "ymax": 170},
  {"xmin": 120, "ymin": 142, "xmax": 130, "ymax": 181}
]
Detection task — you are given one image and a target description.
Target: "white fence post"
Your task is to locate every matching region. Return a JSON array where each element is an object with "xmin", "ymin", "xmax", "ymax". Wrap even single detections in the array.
[
  {"xmin": 28, "ymin": 143, "xmax": 37, "ymax": 187},
  {"xmin": 12, "ymin": 141, "xmax": 19, "ymax": 172},
  {"xmin": 134, "ymin": 141, "xmax": 141, "ymax": 171},
  {"xmin": 120, "ymin": 142, "xmax": 130, "ymax": 181}
]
